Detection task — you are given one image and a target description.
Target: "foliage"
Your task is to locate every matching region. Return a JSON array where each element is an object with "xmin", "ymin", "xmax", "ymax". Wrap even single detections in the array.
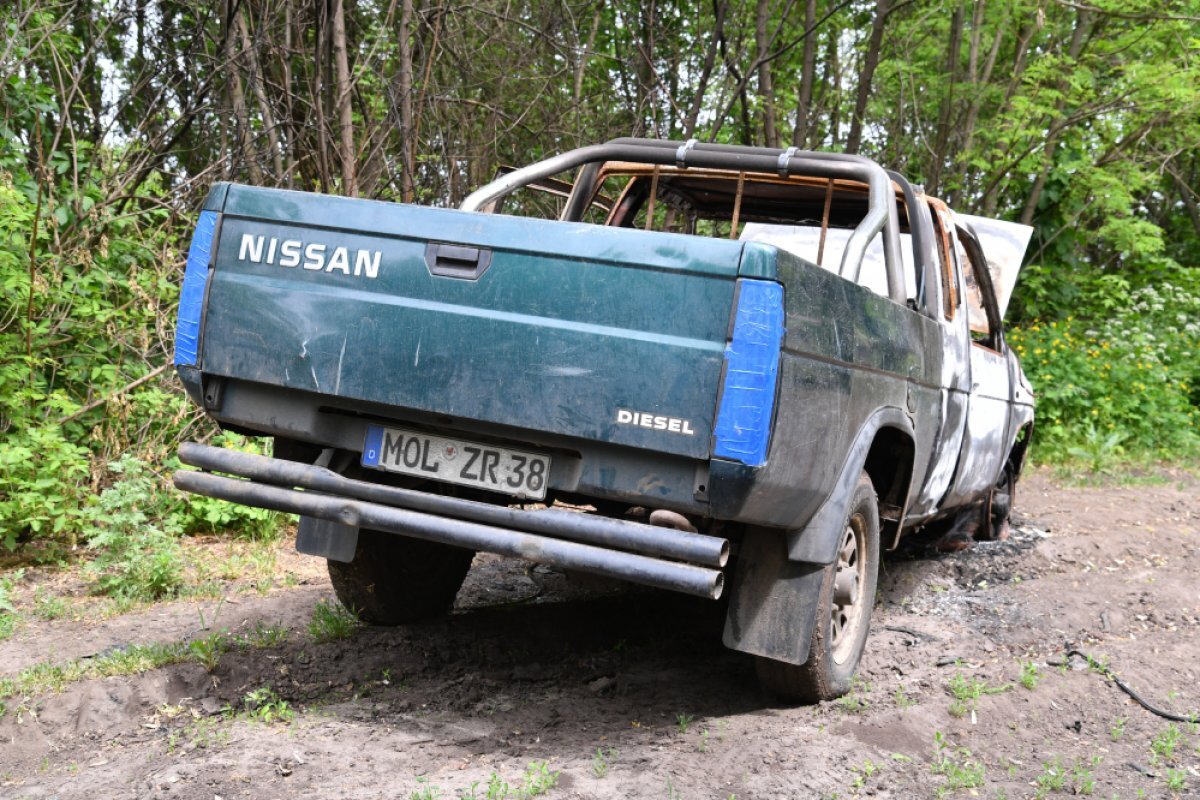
[
  {"xmin": 946, "ymin": 671, "xmax": 1012, "ymax": 718},
  {"xmin": 930, "ymin": 732, "xmax": 985, "ymax": 798},
  {"xmin": 0, "ymin": 0, "xmax": 1198, "ymax": 559},
  {"xmin": 1009, "ymin": 279, "xmax": 1200, "ymax": 463},
  {"xmin": 0, "ymin": 568, "xmax": 25, "ymax": 641},
  {"xmin": 82, "ymin": 457, "xmax": 184, "ymax": 601},
  {"xmin": 235, "ymin": 686, "xmax": 295, "ymax": 724},
  {"xmin": 308, "ymin": 599, "xmax": 362, "ymax": 642}
]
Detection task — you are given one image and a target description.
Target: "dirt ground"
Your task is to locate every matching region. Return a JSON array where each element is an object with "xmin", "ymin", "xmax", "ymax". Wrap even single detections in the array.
[{"xmin": 1, "ymin": 469, "xmax": 1198, "ymax": 799}]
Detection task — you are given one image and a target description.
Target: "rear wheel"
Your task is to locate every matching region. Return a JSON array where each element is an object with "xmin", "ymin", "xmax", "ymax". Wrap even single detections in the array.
[
  {"xmin": 980, "ymin": 462, "xmax": 1016, "ymax": 541},
  {"xmin": 756, "ymin": 471, "xmax": 880, "ymax": 703},
  {"xmin": 328, "ymin": 529, "xmax": 475, "ymax": 624}
]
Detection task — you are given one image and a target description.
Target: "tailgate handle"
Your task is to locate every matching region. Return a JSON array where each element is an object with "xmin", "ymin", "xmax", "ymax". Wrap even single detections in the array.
[{"xmin": 425, "ymin": 242, "xmax": 493, "ymax": 280}]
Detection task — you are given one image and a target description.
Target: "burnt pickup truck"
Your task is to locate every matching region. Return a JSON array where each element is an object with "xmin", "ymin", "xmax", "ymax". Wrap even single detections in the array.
[{"xmin": 172, "ymin": 138, "xmax": 1034, "ymax": 702}]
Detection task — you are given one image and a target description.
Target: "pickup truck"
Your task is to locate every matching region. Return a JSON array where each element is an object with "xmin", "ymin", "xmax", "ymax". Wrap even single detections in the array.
[{"xmin": 172, "ymin": 138, "xmax": 1035, "ymax": 702}]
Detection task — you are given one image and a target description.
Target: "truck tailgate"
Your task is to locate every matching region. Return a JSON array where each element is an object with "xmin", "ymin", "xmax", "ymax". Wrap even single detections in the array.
[{"xmin": 198, "ymin": 185, "xmax": 745, "ymax": 459}]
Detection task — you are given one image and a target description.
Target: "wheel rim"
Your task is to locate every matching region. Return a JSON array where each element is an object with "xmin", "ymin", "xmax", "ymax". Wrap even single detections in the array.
[{"xmin": 830, "ymin": 513, "xmax": 867, "ymax": 665}]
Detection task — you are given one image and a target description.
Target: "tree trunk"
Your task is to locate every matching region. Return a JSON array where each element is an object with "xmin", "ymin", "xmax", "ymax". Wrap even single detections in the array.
[
  {"xmin": 682, "ymin": 0, "xmax": 726, "ymax": 138},
  {"xmin": 313, "ymin": 0, "xmax": 333, "ymax": 192},
  {"xmin": 755, "ymin": 0, "xmax": 778, "ymax": 148},
  {"xmin": 236, "ymin": 7, "xmax": 284, "ymax": 182},
  {"xmin": 792, "ymin": 0, "xmax": 817, "ymax": 147},
  {"xmin": 926, "ymin": 4, "xmax": 963, "ymax": 197},
  {"xmin": 845, "ymin": 0, "xmax": 891, "ymax": 154},
  {"xmin": 397, "ymin": 0, "xmax": 415, "ymax": 202},
  {"xmin": 331, "ymin": 0, "xmax": 357, "ymax": 196},
  {"xmin": 224, "ymin": 0, "xmax": 261, "ymax": 183}
]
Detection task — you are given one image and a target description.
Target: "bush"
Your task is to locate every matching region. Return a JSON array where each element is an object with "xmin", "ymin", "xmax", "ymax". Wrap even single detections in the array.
[
  {"xmin": 83, "ymin": 457, "xmax": 184, "ymax": 601},
  {"xmin": 0, "ymin": 426, "xmax": 91, "ymax": 550},
  {"xmin": 1009, "ymin": 280, "xmax": 1200, "ymax": 463}
]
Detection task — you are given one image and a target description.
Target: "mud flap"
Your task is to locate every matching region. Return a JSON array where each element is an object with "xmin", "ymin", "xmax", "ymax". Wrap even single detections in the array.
[
  {"xmin": 722, "ymin": 528, "xmax": 825, "ymax": 665},
  {"xmin": 296, "ymin": 515, "xmax": 359, "ymax": 563}
]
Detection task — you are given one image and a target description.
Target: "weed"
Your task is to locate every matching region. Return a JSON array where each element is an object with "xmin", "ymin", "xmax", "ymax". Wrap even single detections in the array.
[
  {"xmin": 238, "ymin": 687, "xmax": 295, "ymax": 724},
  {"xmin": 1110, "ymin": 717, "xmax": 1127, "ymax": 740},
  {"xmin": 32, "ymin": 589, "xmax": 70, "ymax": 621},
  {"xmin": 894, "ymin": 686, "xmax": 915, "ymax": 708},
  {"xmin": 82, "ymin": 457, "xmax": 185, "ymax": 601},
  {"xmin": 676, "ymin": 712, "xmax": 695, "ymax": 734},
  {"xmin": 245, "ymin": 620, "xmax": 289, "ymax": 649},
  {"xmin": 308, "ymin": 599, "xmax": 361, "ymax": 642},
  {"xmin": 1151, "ymin": 724, "xmax": 1181, "ymax": 763},
  {"xmin": 698, "ymin": 728, "xmax": 710, "ymax": 752},
  {"xmin": 410, "ymin": 778, "xmax": 442, "ymax": 800},
  {"xmin": 838, "ymin": 679, "xmax": 870, "ymax": 714},
  {"xmin": 947, "ymin": 671, "xmax": 1012, "ymax": 717},
  {"xmin": 519, "ymin": 761, "xmax": 558, "ymax": 798},
  {"xmin": 930, "ymin": 732, "xmax": 985, "ymax": 798},
  {"xmin": 592, "ymin": 747, "xmax": 616, "ymax": 778},
  {"xmin": 0, "ymin": 569, "xmax": 25, "ymax": 641},
  {"xmin": 852, "ymin": 759, "xmax": 882, "ymax": 790},
  {"xmin": 188, "ymin": 631, "xmax": 230, "ymax": 672},
  {"xmin": 1035, "ymin": 758, "xmax": 1068, "ymax": 796},
  {"xmin": 182, "ymin": 716, "xmax": 230, "ymax": 750},
  {"xmin": 1073, "ymin": 756, "xmax": 1100, "ymax": 795},
  {"xmin": 1019, "ymin": 660, "xmax": 1040, "ymax": 690},
  {"xmin": 1164, "ymin": 768, "xmax": 1186, "ymax": 791},
  {"xmin": 484, "ymin": 772, "xmax": 509, "ymax": 800}
]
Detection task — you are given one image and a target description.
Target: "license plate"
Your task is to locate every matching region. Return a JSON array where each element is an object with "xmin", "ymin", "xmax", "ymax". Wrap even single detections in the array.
[{"xmin": 361, "ymin": 424, "xmax": 550, "ymax": 500}]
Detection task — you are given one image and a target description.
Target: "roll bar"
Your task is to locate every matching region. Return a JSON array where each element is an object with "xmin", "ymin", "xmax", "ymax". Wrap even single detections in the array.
[{"xmin": 460, "ymin": 137, "xmax": 906, "ymax": 304}]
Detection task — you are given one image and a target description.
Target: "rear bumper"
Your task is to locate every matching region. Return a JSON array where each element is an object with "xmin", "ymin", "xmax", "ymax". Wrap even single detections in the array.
[{"xmin": 174, "ymin": 442, "xmax": 728, "ymax": 600}]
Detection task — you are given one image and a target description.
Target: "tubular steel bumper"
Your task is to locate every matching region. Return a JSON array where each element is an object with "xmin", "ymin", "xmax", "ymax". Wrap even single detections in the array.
[{"xmin": 174, "ymin": 443, "xmax": 727, "ymax": 600}]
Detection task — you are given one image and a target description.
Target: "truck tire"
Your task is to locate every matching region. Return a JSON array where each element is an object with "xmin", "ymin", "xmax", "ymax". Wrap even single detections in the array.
[
  {"xmin": 979, "ymin": 463, "xmax": 1016, "ymax": 541},
  {"xmin": 756, "ymin": 471, "xmax": 880, "ymax": 703},
  {"xmin": 327, "ymin": 530, "xmax": 475, "ymax": 625}
]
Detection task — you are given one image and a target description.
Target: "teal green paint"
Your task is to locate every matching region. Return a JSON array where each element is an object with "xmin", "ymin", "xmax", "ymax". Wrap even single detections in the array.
[
  {"xmin": 737, "ymin": 241, "xmax": 779, "ymax": 278},
  {"xmin": 199, "ymin": 186, "xmax": 741, "ymax": 460}
]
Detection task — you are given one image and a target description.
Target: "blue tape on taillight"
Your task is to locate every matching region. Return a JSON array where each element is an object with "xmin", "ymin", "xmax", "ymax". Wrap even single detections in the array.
[
  {"xmin": 173, "ymin": 209, "xmax": 218, "ymax": 366},
  {"xmin": 712, "ymin": 279, "xmax": 785, "ymax": 467}
]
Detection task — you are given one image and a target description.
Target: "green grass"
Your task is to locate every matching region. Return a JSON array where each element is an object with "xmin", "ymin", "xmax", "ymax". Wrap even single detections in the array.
[
  {"xmin": 245, "ymin": 620, "xmax": 289, "ymax": 648},
  {"xmin": 1110, "ymin": 717, "xmax": 1127, "ymax": 740},
  {"xmin": 947, "ymin": 671, "xmax": 1013, "ymax": 717},
  {"xmin": 838, "ymin": 679, "xmax": 870, "ymax": 714},
  {"xmin": 930, "ymin": 732, "xmax": 985, "ymax": 798},
  {"xmin": 188, "ymin": 631, "xmax": 230, "ymax": 672},
  {"xmin": 591, "ymin": 747, "xmax": 615, "ymax": 778},
  {"xmin": 1151, "ymin": 724, "xmax": 1182, "ymax": 763},
  {"xmin": 1165, "ymin": 767, "xmax": 1186, "ymax": 791},
  {"xmin": 0, "ymin": 622, "xmax": 295, "ymax": 712},
  {"xmin": 417, "ymin": 761, "xmax": 560, "ymax": 800},
  {"xmin": 308, "ymin": 599, "xmax": 361, "ymax": 642},
  {"xmin": 32, "ymin": 590, "xmax": 72, "ymax": 621},
  {"xmin": 236, "ymin": 686, "xmax": 295, "ymax": 724},
  {"xmin": 1019, "ymin": 660, "xmax": 1040, "ymax": 690}
]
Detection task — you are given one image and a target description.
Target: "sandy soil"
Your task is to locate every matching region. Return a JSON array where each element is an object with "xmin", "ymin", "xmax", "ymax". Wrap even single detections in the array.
[{"xmin": 1, "ymin": 469, "xmax": 1198, "ymax": 799}]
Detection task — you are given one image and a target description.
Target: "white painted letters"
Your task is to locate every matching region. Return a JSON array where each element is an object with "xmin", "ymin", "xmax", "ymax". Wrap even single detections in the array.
[{"xmin": 236, "ymin": 230, "xmax": 381, "ymax": 279}]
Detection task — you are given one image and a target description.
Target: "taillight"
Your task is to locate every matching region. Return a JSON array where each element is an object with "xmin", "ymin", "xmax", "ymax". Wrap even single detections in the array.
[
  {"xmin": 712, "ymin": 279, "xmax": 785, "ymax": 467},
  {"xmin": 174, "ymin": 210, "xmax": 219, "ymax": 366}
]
